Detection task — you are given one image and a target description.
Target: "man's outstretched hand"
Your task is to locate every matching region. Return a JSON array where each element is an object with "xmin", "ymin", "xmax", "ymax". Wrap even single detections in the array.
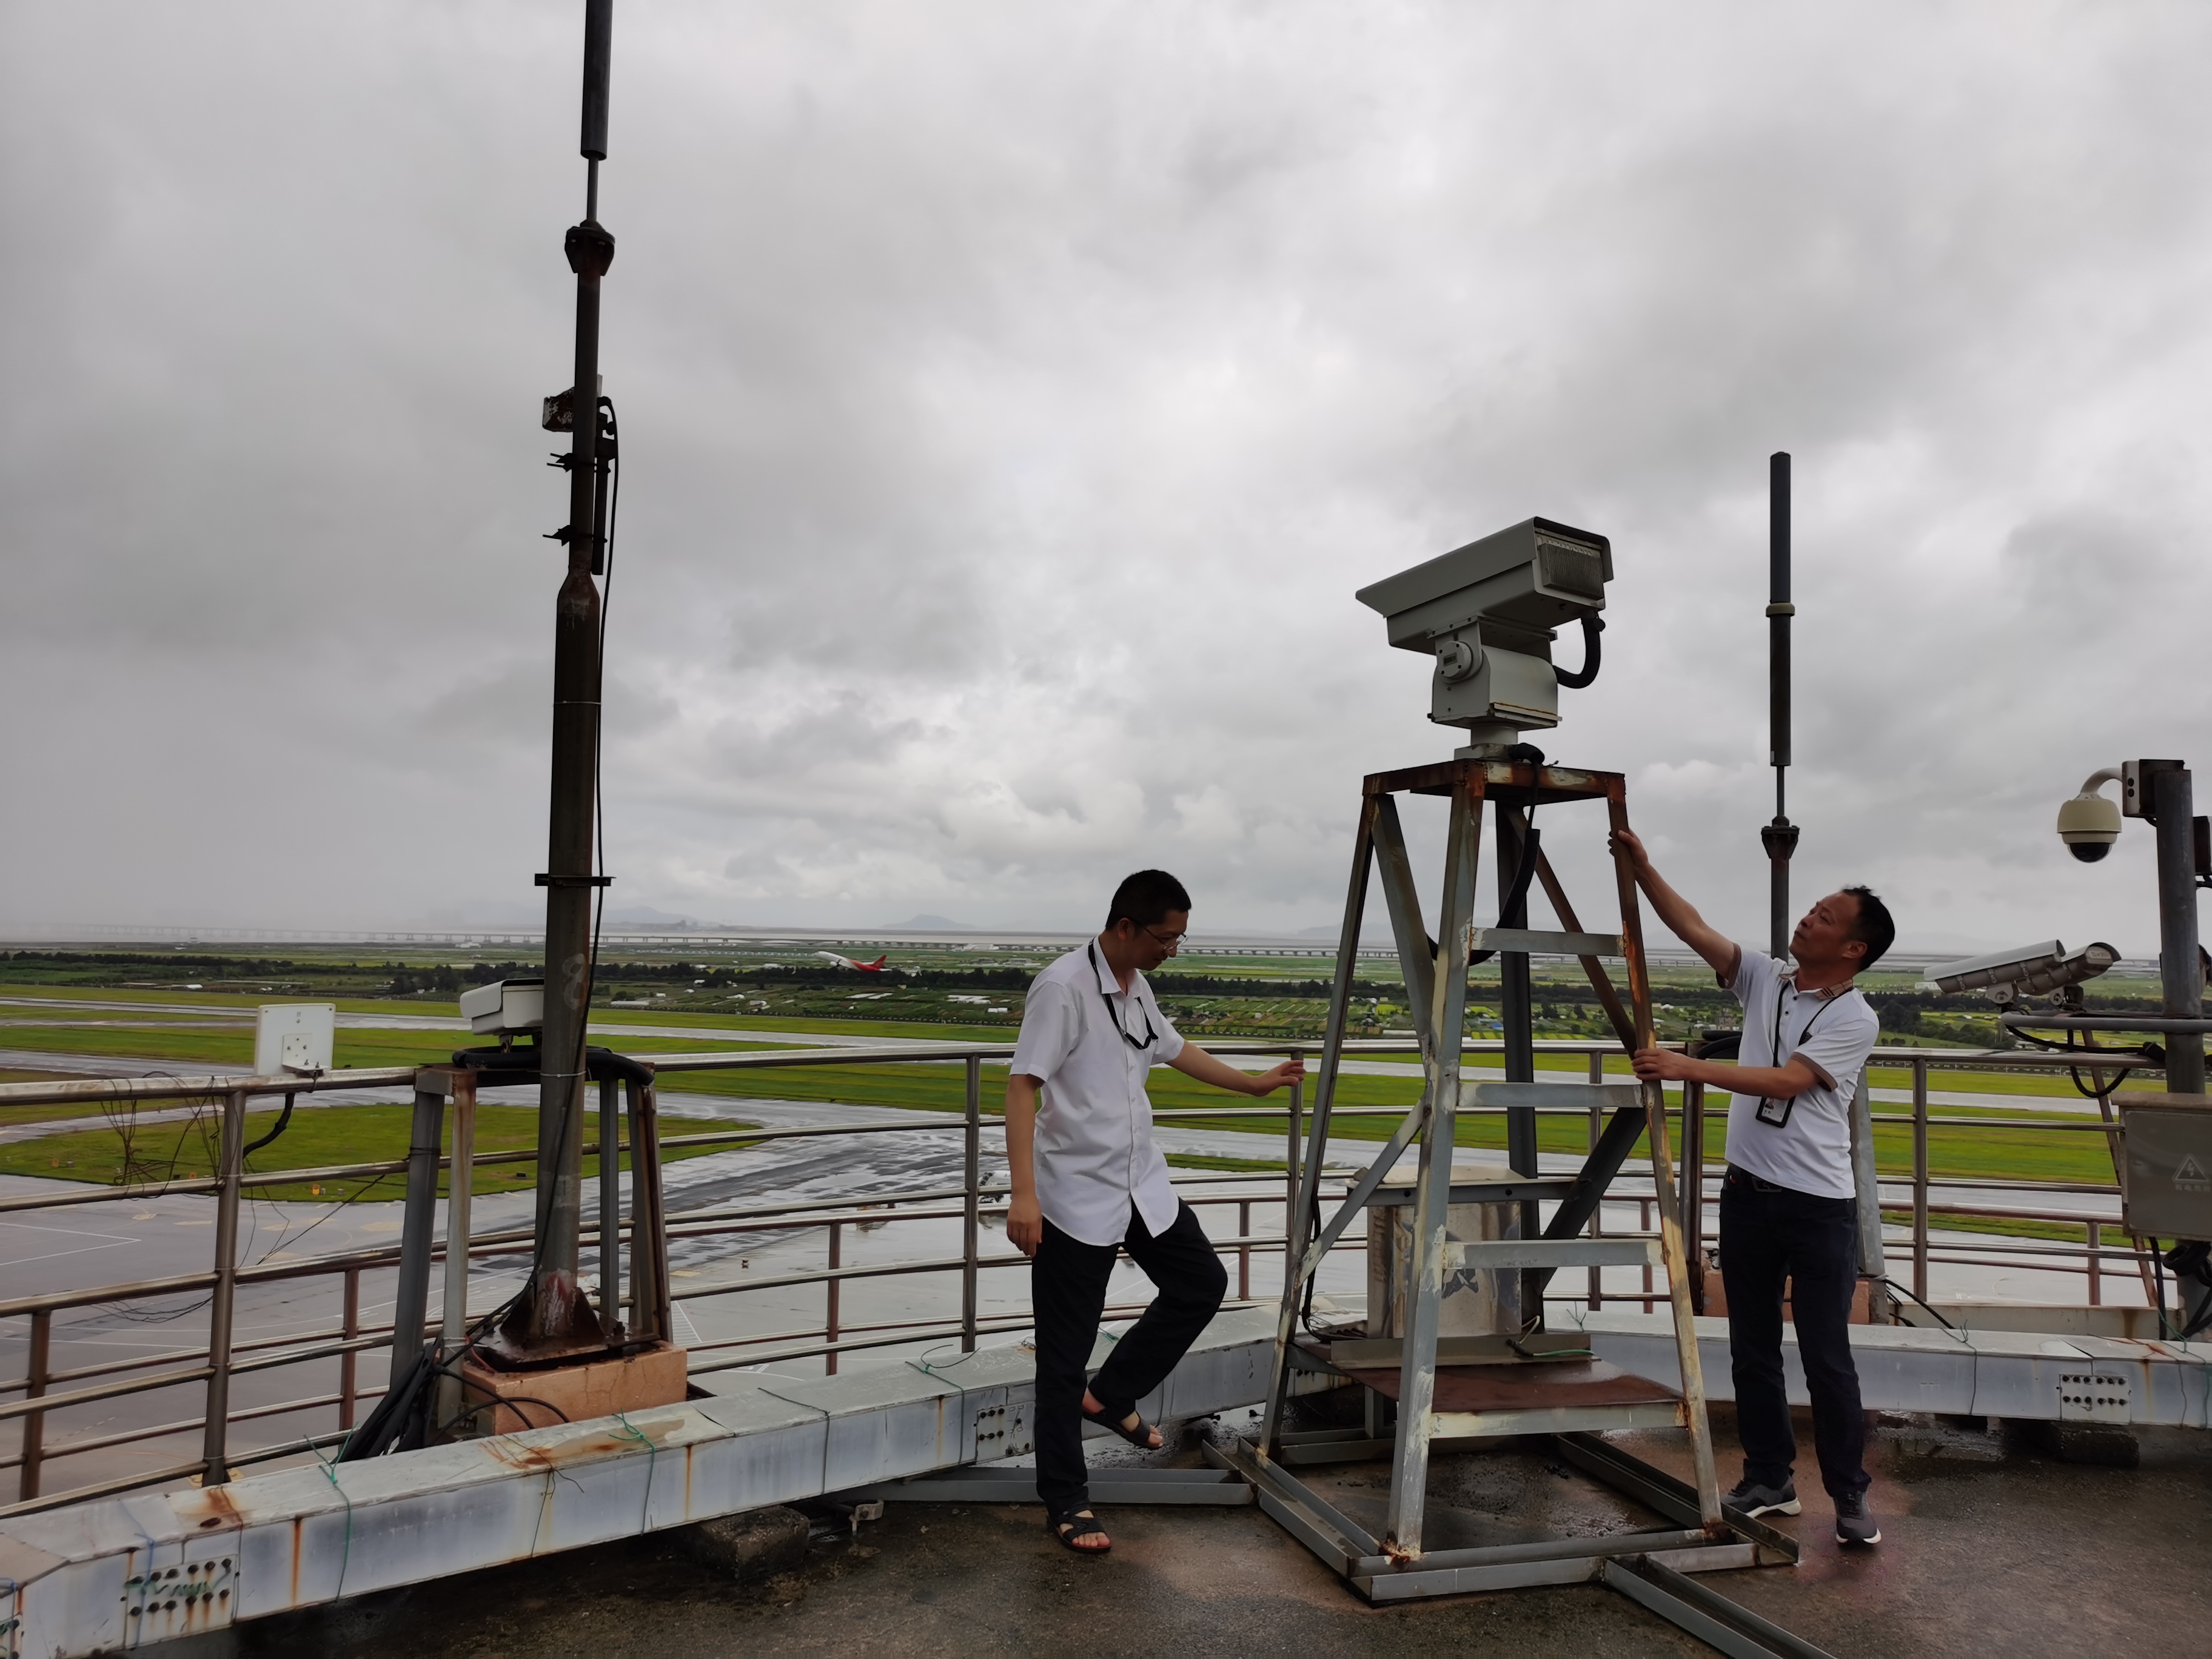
[
  {"xmin": 1249, "ymin": 1056, "xmax": 1307, "ymax": 1095},
  {"xmin": 1609, "ymin": 825, "xmax": 1653, "ymax": 879},
  {"xmin": 1008, "ymin": 1192, "xmax": 1043, "ymax": 1258},
  {"xmin": 1631, "ymin": 1046, "xmax": 1698, "ymax": 1082}
]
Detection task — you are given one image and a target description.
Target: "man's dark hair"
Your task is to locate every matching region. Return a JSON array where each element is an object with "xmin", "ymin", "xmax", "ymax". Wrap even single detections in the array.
[
  {"xmin": 1106, "ymin": 869, "xmax": 1191, "ymax": 931},
  {"xmin": 1843, "ymin": 885, "xmax": 1895, "ymax": 971}
]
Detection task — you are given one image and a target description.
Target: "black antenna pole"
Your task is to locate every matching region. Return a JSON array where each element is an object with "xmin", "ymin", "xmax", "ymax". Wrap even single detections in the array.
[
  {"xmin": 1760, "ymin": 452, "xmax": 1799, "ymax": 962},
  {"xmin": 516, "ymin": 0, "xmax": 617, "ymax": 1356}
]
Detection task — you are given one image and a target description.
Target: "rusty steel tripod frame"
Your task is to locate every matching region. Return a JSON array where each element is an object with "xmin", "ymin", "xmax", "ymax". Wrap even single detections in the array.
[{"xmin": 1253, "ymin": 757, "xmax": 1749, "ymax": 1601}]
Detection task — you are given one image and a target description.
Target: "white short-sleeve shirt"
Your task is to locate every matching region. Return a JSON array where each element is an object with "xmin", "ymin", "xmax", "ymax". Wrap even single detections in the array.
[
  {"xmin": 1009, "ymin": 940, "xmax": 1187, "ymax": 1246},
  {"xmin": 1721, "ymin": 946, "xmax": 1879, "ymax": 1201}
]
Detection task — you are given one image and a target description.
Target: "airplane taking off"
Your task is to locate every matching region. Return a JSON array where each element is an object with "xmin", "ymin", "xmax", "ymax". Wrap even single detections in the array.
[{"xmin": 816, "ymin": 951, "xmax": 890, "ymax": 973}]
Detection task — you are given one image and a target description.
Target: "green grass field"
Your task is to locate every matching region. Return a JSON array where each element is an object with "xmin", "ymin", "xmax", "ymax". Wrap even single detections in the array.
[
  {"xmin": 0, "ymin": 1101, "xmax": 760, "ymax": 1202},
  {"xmin": 626, "ymin": 1056, "xmax": 2127, "ymax": 1188},
  {"xmin": 1879, "ymin": 1208, "xmax": 2091, "ymax": 1246},
  {"xmin": 0, "ymin": 1070, "xmax": 118, "ymax": 1127},
  {"xmin": 0, "ymin": 980, "xmax": 2137, "ymax": 1197},
  {"xmin": 0, "ymin": 1099, "xmax": 127, "ymax": 1127},
  {"xmin": 0, "ymin": 1022, "xmax": 785, "ymax": 1072}
]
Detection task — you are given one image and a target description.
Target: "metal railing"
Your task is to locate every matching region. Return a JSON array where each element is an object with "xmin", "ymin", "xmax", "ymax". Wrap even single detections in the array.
[{"xmin": 0, "ymin": 1035, "xmax": 2162, "ymax": 1518}]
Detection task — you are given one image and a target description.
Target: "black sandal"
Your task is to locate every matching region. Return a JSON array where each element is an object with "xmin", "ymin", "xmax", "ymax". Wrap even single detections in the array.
[
  {"xmin": 1047, "ymin": 1507, "xmax": 1111, "ymax": 1554},
  {"xmin": 1082, "ymin": 1401, "xmax": 1163, "ymax": 1450}
]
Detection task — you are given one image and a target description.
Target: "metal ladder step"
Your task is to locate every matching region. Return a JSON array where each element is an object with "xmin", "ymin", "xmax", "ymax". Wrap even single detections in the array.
[
  {"xmin": 1459, "ymin": 1080, "xmax": 1644, "ymax": 1111},
  {"xmin": 1362, "ymin": 1176, "xmax": 1578, "ymax": 1208},
  {"xmin": 1467, "ymin": 927, "xmax": 1625, "ymax": 958},
  {"xmin": 1445, "ymin": 1237, "xmax": 1661, "ymax": 1270}
]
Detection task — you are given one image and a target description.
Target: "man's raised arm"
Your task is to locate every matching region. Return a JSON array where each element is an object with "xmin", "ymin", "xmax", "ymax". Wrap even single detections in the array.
[{"xmin": 1608, "ymin": 825, "xmax": 1738, "ymax": 979}]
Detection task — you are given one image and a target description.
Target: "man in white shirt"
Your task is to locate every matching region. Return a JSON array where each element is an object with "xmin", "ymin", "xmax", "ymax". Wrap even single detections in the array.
[
  {"xmin": 1006, "ymin": 869, "xmax": 1307, "ymax": 1556},
  {"xmin": 1612, "ymin": 828, "xmax": 1892, "ymax": 1549}
]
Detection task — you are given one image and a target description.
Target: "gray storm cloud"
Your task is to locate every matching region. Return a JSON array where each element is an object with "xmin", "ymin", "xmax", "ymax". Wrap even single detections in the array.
[{"xmin": 4, "ymin": 1, "xmax": 2210, "ymax": 954}]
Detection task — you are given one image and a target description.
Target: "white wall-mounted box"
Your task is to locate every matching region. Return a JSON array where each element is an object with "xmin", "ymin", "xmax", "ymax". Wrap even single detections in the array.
[{"xmin": 254, "ymin": 1003, "xmax": 336, "ymax": 1076}]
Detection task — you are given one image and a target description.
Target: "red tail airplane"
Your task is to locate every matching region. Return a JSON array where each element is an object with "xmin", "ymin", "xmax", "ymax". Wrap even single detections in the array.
[{"xmin": 816, "ymin": 951, "xmax": 890, "ymax": 973}]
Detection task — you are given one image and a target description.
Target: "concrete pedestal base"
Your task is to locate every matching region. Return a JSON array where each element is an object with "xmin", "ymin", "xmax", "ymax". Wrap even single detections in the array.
[{"xmin": 457, "ymin": 1341, "xmax": 688, "ymax": 1435}]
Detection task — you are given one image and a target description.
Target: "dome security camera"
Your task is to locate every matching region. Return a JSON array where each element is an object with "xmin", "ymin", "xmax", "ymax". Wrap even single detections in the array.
[{"xmin": 2057, "ymin": 768, "xmax": 2122, "ymax": 863}]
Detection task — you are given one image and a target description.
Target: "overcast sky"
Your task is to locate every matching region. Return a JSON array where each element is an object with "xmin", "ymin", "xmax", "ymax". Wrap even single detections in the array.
[{"xmin": 5, "ymin": 2, "xmax": 2211, "ymax": 956}]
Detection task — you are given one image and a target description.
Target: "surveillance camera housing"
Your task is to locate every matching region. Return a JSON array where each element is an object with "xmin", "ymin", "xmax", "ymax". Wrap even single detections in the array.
[
  {"xmin": 1356, "ymin": 517, "xmax": 1611, "ymax": 748},
  {"xmin": 459, "ymin": 977, "xmax": 546, "ymax": 1036},
  {"xmin": 2057, "ymin": 768, "xmax": 2123, "ymax": 862},
  {"xmin": 1922, "ymin": 940, "xmax": 2118, "ymax": 1000}
]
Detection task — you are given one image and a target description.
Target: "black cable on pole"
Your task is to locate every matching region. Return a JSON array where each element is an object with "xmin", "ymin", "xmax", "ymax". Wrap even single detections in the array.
[
  {"xmin": 1552, "ymin": 614, "xmax": 1604, "ymax": 689},
  {"xmin": 1877, "ymin": 1276, "xmax": 1959, "ymax": 1333},
  {"xmin": 243, "ymin": 1090, "xmax": 298, "ymax": 1158}
]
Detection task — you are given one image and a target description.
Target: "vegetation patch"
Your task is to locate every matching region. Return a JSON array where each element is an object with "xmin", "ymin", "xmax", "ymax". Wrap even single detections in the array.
[
  {"xmin": 1876, "ymin": 1208, "xmax": 2127, "ymax": 1247},
  {"xmin": 0, "ymin": 1101, "xmax": 760, "ymax": 1203},
  {"xmin": 1163, "ymin": 1152, "xmax": 1285, "ymax": 1173},
  {"xmin": 0, "ymin": 1024, "xmax": 782, "ymax": 1072}
]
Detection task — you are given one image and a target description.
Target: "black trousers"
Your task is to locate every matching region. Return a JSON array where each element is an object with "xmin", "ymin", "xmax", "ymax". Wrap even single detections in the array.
[
  {"xmin": 1031, "ymin": 1199, "xmax": 1227, "ymax": 1513},
  {"xmin": 1718, "ymin": 1165, "xmax": 1871, "ymax": 1499}
]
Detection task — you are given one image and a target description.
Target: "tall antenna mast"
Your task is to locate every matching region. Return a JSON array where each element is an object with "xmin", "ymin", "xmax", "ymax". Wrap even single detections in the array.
[
  {"xmin": 515, "ymin": 0, "xmax": 617, "ymax": 1356},
  {"xmin": 1761, "ymin": 451, "xmax": 1799, "ymax": 961}
]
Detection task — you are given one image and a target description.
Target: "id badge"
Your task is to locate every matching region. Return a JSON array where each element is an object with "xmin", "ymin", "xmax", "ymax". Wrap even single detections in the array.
[{"xmin": 1755, "ymin": 1094, "xmax": 1797, "ymax": 1128}]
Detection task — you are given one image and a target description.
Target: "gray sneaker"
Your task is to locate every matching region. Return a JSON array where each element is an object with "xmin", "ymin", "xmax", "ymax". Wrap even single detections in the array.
[
  {"xmin": 1723, "ymin": 1476, "xmax": 1801, "ymax": 1518},
  {"xmin": 1834, "ymin": 1490, "xmax": 1880, "ymax": 1546}
]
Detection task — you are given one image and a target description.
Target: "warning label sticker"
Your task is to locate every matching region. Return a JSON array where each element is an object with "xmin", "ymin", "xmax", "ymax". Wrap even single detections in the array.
[{"xmin": 2176, "ymin": 1154, "xmax": 2210, "ymax": 1193}]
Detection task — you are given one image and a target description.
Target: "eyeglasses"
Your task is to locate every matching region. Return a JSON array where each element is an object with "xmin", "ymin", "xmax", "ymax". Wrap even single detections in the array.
[{"xmin": 1142, "ymin": 926, "xmax": 1184, "ymax": 955}]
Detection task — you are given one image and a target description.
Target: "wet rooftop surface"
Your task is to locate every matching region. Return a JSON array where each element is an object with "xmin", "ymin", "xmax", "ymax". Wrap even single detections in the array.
[{"xmin": 164, "ymin": 1399, "xmax": 2212, "ymax": 1659}]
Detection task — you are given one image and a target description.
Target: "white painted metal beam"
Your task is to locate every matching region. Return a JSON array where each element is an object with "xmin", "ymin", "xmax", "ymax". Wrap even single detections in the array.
[
  {"xmin": 5, "ymin": 1306, "xmax": 2209, "ymax": 1658},
  {"xmin": 1576, "ymin": 1310, "xmax": 2212, "ymax": 1427},
  {"xmin": 0, "ymin": 1306, "xmax": 1329, "ymax": 1659}
]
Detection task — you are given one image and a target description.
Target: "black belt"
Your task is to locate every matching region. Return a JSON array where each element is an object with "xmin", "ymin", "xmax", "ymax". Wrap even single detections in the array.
[{"xmin": 1727, "ymin": 1164, "xmax": 1792, "ymax": 1195}]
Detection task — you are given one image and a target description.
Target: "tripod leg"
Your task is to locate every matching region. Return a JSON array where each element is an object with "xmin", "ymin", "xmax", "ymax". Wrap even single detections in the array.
[
  {"xmin": 1515, "ymin": 840, "xmax": 1648, "ymax": 1307},
  {"xmin": 1532, "ymin": 846, "xmax": 1638, "ymax": 1050},
  {"xmin": 1258, "ymin": 791, "xmax": 1378, "ymax": 1457},
  {"xmin": 1608, "ymin": 786, "xmax": 1722, "ymax": 1527},
  {"xmin": 1372, "ymin": 796, "xmax": 1435, "ymax": 1051},
  {"xmin": 1498, "ymin": 805, "xmax": 1538, "ymax": 1160},
  {"xmin": 1383, "ymin": 769, "xmax": 1483, "ymax": 1557},
  {"xmin": 1498, "ymin": 805, "xmax": 1540, "ymax": 1328},
  {"xmin": 1366, "ymin": 793, "xmax": 1442, "ymax": 1346}
]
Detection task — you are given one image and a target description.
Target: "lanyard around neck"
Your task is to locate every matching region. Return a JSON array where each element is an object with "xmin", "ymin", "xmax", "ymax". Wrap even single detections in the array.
[
  {"xmin": 1089, "ymin": 942, "xmax": 1158, "ymax": 1051},
  {"xmin": 1771, "ymin": 979, "xmax": 1849, "ymax": 1070}
]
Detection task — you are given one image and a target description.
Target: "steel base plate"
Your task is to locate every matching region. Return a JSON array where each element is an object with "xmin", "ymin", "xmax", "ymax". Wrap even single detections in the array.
[{"xmin": 1212, "ymin": 1433, "xmax": 1819, "ymax": 1654}]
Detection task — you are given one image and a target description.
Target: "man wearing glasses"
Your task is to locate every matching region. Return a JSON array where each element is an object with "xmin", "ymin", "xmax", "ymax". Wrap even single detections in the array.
[{"xmin": 1006, "ymin": 868, "xmax": 1307, "ymax": 1555}]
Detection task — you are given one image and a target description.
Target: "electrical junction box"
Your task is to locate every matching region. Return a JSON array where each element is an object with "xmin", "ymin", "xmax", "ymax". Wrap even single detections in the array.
[
  {"xmin": 1366, "ymin": 1158, "xmax": 1520, "ymax": 1339},
  {"xmin": 2119, "ymin": 1098, "xmax": 2212, "ymax": 1238},
  {"xmin": 2120, "ymin": 759, "xmax": 2184, "ymax": 821},
  {"xmin": 254, "ymin": 1004, "xmax": 335, "ymax": 1076},
  {"xmin": 2056, "ymin": 1370, "xmax": 2132, "ymax": 1425},
  {"xmin": 460, "ymin": 977, "xmax": 546, "ymax": 1035}
]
